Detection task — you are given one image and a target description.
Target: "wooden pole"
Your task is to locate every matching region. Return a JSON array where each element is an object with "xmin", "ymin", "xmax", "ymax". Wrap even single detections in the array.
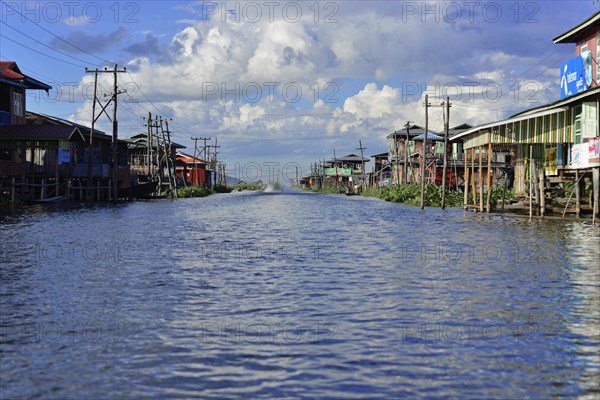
[
  {"xmin": 420, "ymin": 94, "xmax": 429, "ymax": 209},
  {"xmin": 55, "ymin": 147, "xmax": 60, "ymax": 197},
  {"xmin": 471, "ymin": 147, "xmax": 476, "ymax": 210},
  {"xmin": 575, "ymin": 169, "xmax": 581, "ymax": 218},
  {"xmin": 463, "ymin": 148, "xmax": 469, "ymax": 210},
  {"xmin": 529, "ymin": 144, "xmax": 533, "ymax": 221},
  {"xmin": 479, "ymin": 146, "xmax": 483, "ymax": 212},
  {"xmin": 592, "ymin": 167, "xmax": 599, "ymax": 225},
  {"xmin": 441, "ymin": 97, "xmax": 450, "ymax": 209},
  {"xmin": 486, "ymin": 137, "xmax": 492, "ymax": 213},
  {"xmin": 405, "ymin": 123, "xmax": 411, "ymax": 184},
  {"xmin": 11, "ymin": 177, "xmax": 15, "ymax": 204},
  {"xmin": 539, "ymin": 166, "xmax": 545, "ymax": 217},
  {"xmin": 87, "ymin": 70, "xmax": 98, "ymax": 202},
  {"xmin": 501, "ymin": 168, "xmax": 507, "ymax": 213},
  {"xmin": 333, "ymin": 149, "xmax": 338, "ymax": 190},
  {"xmin": 394, "ymin": 134, "xmax": 399, "ymax": 185}
]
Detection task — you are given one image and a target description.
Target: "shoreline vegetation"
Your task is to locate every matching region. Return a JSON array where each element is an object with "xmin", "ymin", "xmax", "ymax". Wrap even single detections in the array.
[{"xmin": 309, "ymin": 184, "xmax": 515, "ymax": 209}]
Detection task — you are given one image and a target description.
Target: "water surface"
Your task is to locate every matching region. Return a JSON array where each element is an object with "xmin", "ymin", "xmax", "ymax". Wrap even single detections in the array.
[{"xmin": 1, "ymin": 191, "xmax": 599, "ymax": 398}]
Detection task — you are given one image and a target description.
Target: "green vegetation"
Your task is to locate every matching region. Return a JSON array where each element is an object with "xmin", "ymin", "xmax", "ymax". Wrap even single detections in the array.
[
  {"xmin": 213, "ymin": 184, "xmax": 233, "ymax": 194},
  {"xmin": 176, "ymin": 184, "xmax": 234, "ymax": 198},
  {"xmin": 177, "ymin": 185, "xmax": 212, "ymax": 198},
  {"xmin": 360, "ymin": 184, "xmax": 514, "ymax": 208}
]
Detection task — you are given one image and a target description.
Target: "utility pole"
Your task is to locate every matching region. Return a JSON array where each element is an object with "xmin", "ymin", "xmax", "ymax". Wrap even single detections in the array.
[
  {"xmin": 212, "ymin": 138, "xmax": 220, "ymax": 188},
  {"xmin": 164, "ymin": 119, "xmax": 177, "ymax": 198},
  {"xmin": 393, "ymin": 133, "xmax": 399, "ymax": 185},
  {"xmin": 86, "ymin": 70, "xmax": 98, "ymax": 202},
  {"xmin": 333, "ymin": 149, "xmax": 338, "ymax": 189},
  {"xmin": 404, "ymin": 122, "xmax": 412, "ymax": 184},
  {"xmin": 421, "ymin": 94, "xmax": 430, "ymax": 209},
  {"xmin": 356, "ymin": 140, "xmax": 366, "ymax": 189},
  {"xmin": 85, "ymin": 65, "xmax": 126, "ymax": 201},
  {"xmin": 191, "ymin": 136, "xmax": 210, "ymax": 187},
  {"xmin": 441, "ymin": 96, "xmax": 452, "ymax": 209},
  {"xmin": 146, "ymin": 112, "xmax": 152, "ymax": 177}
]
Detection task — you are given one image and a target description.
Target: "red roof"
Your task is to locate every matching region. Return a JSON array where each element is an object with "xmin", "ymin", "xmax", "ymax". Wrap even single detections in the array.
[
  {"xmin": 176, "ymin": 152, "xmax": 206, "ymax": 164},
  {"xmin": 0, "ymin": 62, "xmax": 26, "ymax": 80},
  {"xmin": 0, "ymin": 61, "xmax": 51, "ymax": 91}
]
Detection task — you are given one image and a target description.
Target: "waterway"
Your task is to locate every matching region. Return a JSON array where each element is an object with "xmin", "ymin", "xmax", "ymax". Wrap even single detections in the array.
[{"xmin": 1, "ymin": 190, "xmax": 599, "ymax": 398}]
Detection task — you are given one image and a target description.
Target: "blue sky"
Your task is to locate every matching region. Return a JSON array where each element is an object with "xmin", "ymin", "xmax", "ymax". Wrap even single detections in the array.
[{"xmin": 1, "ymin": 1, "xmax": 599, "ymax": 179}]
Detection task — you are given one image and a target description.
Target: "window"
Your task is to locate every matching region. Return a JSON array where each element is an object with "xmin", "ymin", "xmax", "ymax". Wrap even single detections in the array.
[
  {"xmin": 574, "ymin": 105, "xmax": 582, "ymax": 144},
  {"xmin": 13, "ymin": 92, "xmax": 23, "ymax": 117},
  {"xmin": 597, "ymin": 33, "xmax": 600, "ymax": 84}
]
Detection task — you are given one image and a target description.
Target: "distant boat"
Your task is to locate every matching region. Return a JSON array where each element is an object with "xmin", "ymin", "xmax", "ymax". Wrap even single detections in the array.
[
  {"xmin": 30, "ymin": 195, "xmax": 71, "ymax": 204},
  {"xmin": 130, "ymin": 180, "xmax": 159, "ymax": 198}
]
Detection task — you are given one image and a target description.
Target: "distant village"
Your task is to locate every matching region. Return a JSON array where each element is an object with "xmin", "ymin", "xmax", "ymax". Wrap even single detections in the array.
[
  {"xmin": 302, "ymin": 12, "xmax": 600, "ymax": 218},
  {"xmin": 1, "ymin": 12, "xmax": 599, "ymax": 219}
]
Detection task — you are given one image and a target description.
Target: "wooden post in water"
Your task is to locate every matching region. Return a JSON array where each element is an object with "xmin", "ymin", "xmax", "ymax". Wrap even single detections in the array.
[
  {"xmin": 55, "ymin": 148, "xmax": 60, "ymax": 197},
  {"xmin": 441, "ymin": 97, "xmax": 450, "ymax": 209},
  {"xmin": 479, "ymin": 146, "xmax": 483, "ymax": 212},
  {"xmin": 486, "ymin": 138, "xmax": 492, "ymax": 213},
  {"xmin": 11, "ymin": 177, "xmax": 15, "ymax": 204},
  {"xmin": 471, "ymin": 148, "xmax": 476, "ymax": 211},
  {"xmin": 420, "ymin": 94, "xmax": 429, "ymax": 210},
  {"xmin": 529, "ymin": 144, "xmax": 533, "ymax": 221},
  {"xmin": 575, "ymin": 169, "xmax": 581, "ymax": 218},
  {"xmin": 539, "ymin": 166, "xmax": 545, "ymax": 217},
  {"xmin": 592, "ymin": 167, "xmax": 599, "ymax": 225},
  {"xmin": 463, "ymin": 148, "xmax": 469, "ymax": 210}
]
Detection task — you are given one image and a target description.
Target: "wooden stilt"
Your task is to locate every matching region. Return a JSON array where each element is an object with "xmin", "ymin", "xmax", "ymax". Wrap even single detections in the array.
[
  {"xmin": 11, "ymin": 177, "xmax": 15, "ymax": 204},
  {"xmin": 501, "ymin": 169, "xmax": 507, "ymax": 213},
  {"xmin": 479, "ymin": 146, "xmax": 483, "ymax": 212},
  {"xmin": 575, "ymin": 170, "xmax": 581, "ymax": 218},
  {"xmin": 463, "ymin": 148, "xmax": 469, "ymax": 210},
  {"xmin": 529, "ymin": 145, "xmax": 533, "ymax": 221},
  {"xmin": 486, "ymin": 139, "xmax": 492, "ymax": 213},
  {"xmin": 471, "ymin": 148, "xmax": 476, "ymax": 211},
  {"xmin": 539, "ymin": 167, "xmax": 545, "ymax": 217},
  {"xmin": 531, "ymin": 159, "xmax": 539, "ymax": 215},
  {"xmin": 55, "ymin": 148, "xmax": 60, "ymax": 197},
  {"xmin": 593, "ymin": 168, "xmax": 599, "ymax": 225}
]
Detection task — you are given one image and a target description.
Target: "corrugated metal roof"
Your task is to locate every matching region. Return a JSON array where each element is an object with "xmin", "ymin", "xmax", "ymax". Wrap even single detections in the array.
[
  {"xmin": 0, "ymin": 125, "xmax": 84, "ymax": 140},
  {"xmin": 553, "ymin": 12, "xmax": 599, "ymax": 43},
  {"xmin": 386, "ymin": 124, "xmax": 437, "ymax": 139},
  {"xmin": 413, "ymin": 133, "xmax": 444, "ymax": 141}
]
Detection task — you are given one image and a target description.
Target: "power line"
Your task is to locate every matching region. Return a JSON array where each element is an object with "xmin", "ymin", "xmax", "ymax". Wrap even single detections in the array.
[
  {"xmin": 2, "ymin": 2, "xmax": 112, "ymax": 65},
  {"xmin": 2, "ymin": 21, "xmax": 103, "ymax": 68},
  {"xmin": 0, "ymin": 34, "xmax": 87, "ymax": 68}
]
